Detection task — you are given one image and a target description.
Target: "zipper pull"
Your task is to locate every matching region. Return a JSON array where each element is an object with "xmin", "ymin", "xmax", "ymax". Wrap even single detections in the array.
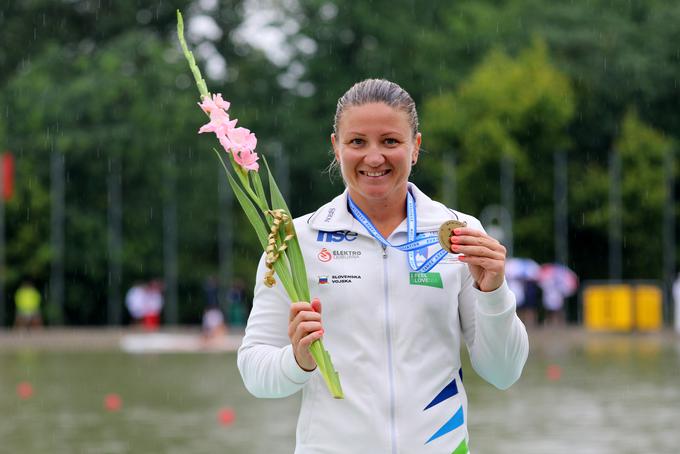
[{"xmin": 381, "ymin": 244, "xmax": 388, "ymax": 258}]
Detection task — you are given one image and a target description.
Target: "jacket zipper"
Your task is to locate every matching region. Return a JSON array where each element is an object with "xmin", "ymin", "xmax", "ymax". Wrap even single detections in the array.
[{"xmin": 382, "ymin": 244, "xmax": 398, "ymax": 454}]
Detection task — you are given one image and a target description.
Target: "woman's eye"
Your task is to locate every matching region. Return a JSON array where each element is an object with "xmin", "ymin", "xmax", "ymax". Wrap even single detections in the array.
[
  {"xmin": 350, "ymin": 138, "xmax": 364, "ymax": 145},
  {"xmin": 384, "ymin": 138, "xmax": 398, "ymax": 146}
]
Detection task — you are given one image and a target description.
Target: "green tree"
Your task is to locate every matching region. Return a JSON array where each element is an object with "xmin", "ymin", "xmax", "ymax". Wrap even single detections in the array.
[
  {"xmin": 0, "ymin": 1, "xmax": 289, "ymax": 324},
  {"xmin": 572, "ymin": 109, "xmax": 674, "ymax": 279},
  {"xmin": 422, "ymin": 40, "xmax": 575, "ymax": 261},
  {"xmin": 0, "ymin": 0, "xmax": 192, "ymax": 85}
]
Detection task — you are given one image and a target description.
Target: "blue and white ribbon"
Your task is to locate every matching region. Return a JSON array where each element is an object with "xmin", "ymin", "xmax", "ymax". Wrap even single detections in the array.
[{"xmin": 347, "ymin": 191, "xmax": 450, "ymax": 273}]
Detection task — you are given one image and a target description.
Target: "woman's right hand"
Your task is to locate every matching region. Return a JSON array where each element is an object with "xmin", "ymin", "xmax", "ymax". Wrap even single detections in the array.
[{"xmin": 288, "ymin": 298, "xmax": 323, "ymax": 372}]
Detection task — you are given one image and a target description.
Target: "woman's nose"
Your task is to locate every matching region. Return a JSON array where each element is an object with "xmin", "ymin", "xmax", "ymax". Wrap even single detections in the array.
[{"xmin": 363, "ymin": 145, "xmax": 385, "ymax": 166}]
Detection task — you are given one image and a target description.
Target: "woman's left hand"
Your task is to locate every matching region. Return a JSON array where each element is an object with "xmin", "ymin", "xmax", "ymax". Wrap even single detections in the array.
[{"xmin": 450, "ymin": 227, "xmax": 506, "ymax": 292}]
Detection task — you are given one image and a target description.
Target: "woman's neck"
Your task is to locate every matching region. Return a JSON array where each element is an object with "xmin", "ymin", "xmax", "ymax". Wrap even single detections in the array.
[{"xmin": 349, "ymin": 189, "xmax": 408, "ymax": 238}]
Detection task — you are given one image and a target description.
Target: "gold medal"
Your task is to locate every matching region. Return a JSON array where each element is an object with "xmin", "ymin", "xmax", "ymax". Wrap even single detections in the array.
[{"xmin": 438, "ymin": 220, "xmax": 467, "ymax": 253}]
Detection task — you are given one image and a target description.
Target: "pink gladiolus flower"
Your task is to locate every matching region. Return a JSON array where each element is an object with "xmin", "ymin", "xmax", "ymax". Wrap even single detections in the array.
[
  {"xmin": 197, "ymin": 93, "xmax": 259, "ymax": 172},
  {"xmin": 225, "ymin": 127, "xmax": 258, "ymax": 153},
  {"xmin": 219, "ymin": 127, "xmax": 259, "ymax": 171},
  {"xmin": 198, "ymin": 112, "xmax": 237, "ymax": 136},
  {"xmin": 233, "ymin": 149, "xmax": 260, "ymax": 171},
  {"xmin": 198, "ymin": 93, "xmax": 230, "ymax": 114}
]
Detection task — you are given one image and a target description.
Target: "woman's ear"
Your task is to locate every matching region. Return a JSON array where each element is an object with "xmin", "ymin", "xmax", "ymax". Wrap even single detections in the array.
[
  {"xmin": 411, "ymin": 132, "xmax": 422, "ymax": 165},
  {"xmin": 331, "ymin": 133, "xmax": 340, "ymax": 163}
]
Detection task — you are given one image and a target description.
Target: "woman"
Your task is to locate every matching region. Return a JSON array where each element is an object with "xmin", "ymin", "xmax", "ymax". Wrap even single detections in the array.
[{"xmin": 238, "ymin": 79, "xmax": 529, "ymax": 453}]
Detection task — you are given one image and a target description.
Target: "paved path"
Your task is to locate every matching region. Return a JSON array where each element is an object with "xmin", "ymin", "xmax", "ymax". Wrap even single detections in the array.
[
  {"xmin": 0, "ymin": 326, "xmax": 676, "ymax": 352},
  {"xmin": 0, "ymin": 327, "xmax": 246, "ymax": 352}
]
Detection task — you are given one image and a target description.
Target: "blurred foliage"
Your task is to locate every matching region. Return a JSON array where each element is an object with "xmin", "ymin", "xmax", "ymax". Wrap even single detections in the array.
[
  {"xmin": 0, "ymin": 0, "xmax": 679, "ymax": 324},
  {"xmin": 572, "ymin": 109, "xmax": 675, "ymax": 279},
  {"xmin": 422, "ymin": 39, "xmax": 575, "ymax": 262}
]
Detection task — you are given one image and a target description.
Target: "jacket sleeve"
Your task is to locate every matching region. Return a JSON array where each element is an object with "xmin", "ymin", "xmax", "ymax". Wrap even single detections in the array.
[
  {"xmin": 237, "ymin": 254, "xmax": 315, "ymax": 398},
  {"xmin": 457, "ymin": 240, "xmax": 529, "ymax": 389}
]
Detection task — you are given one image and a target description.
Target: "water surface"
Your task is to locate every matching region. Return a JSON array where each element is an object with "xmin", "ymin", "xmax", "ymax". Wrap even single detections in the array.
[{"xmin": 1, "ymin": 330, "xmax": 678, "ymax": 453}]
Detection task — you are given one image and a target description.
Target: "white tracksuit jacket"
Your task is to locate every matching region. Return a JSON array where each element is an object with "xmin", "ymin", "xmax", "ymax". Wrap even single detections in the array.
[{"xmin": 238, "ymin": 183, "xmax": 529, "ymax": 454}]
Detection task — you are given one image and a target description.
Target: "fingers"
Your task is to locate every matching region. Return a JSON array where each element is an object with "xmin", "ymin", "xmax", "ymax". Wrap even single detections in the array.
[
  {"xmin": 288, "ymin": 303, "xmax": 322, "ymax": 337},
  {"xmin": 451, "ymin": 228, "xmax": 506, "ymax": 258},
  {"xmin": 288, "ymin": 299, "xmax": 324, "ymax": 371},
  {"xmin": 289, "ymin": 299, "xmax": 321, "ymax": 321},
  {"xmin": 297, "ymin": 324, "xmax": 324, "ymax": 348},
  {"xmin": 311, "ymin": 298, "xmax": 322, "ymax": 314}
]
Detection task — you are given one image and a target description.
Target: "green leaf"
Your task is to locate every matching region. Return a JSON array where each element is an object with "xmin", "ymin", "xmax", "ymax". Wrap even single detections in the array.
[
  {"xmin": 226, "ymin": 151, "xmax": 266, "ymax": 211},
  {"xmin": 215, "ymin": 149, "xmax": 299, "ymax": 300},
  {"xmin": 310, "ymin": 339, "xmax": 344, "ymax": 398},
  {"xmin": 214, "ymin": 149, "xmax": 267, "ymax": 249},
  {"xmin": 264, "ymin": 157, "xmax": 311, "ymax": 301},
  {"xmin": 251, "ymin": 169, "xmax": 268, "ymax": 209}
]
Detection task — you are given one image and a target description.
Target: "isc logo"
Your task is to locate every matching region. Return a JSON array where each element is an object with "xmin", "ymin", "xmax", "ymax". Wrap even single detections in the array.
[{"xmin": 316, "ymin": 230, "xmax": 358, "ymax": 242}]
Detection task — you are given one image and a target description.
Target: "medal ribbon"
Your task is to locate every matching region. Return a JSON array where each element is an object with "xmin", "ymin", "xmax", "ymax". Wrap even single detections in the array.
[{"xmin": 347, "ymin": 191, "xmax": 450, "ymax": 273}]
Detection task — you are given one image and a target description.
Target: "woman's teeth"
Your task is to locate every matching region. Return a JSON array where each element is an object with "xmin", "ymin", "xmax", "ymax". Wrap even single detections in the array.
[{"xmin": 363, "ymin": 170, "xmax": 388, "ymax": 177}]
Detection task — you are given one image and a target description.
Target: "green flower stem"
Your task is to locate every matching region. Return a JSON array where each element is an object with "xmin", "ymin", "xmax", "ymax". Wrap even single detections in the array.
[
  {"xmin": 177, "ymin": 11, "xmax": 209, "ymax": 99},
  {"xmin": 230, "ymin": 153, "xmax": 269, "ymax": 212},
  {"xmin": 263, "ymin": 157, "xmax": 310, "ymax": 300},
  {"xmin": 310, "ymin": 339, "xmax": 343, "ymax": 398},
  {"xmin": 179, "ymin": 10, "xmax": 343, "ymax": 399}
]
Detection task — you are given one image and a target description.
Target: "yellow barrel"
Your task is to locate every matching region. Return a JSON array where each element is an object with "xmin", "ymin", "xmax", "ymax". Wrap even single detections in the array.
[
  {"xmin": 584, "ymin": 284, "xmax": 633, "ymax": 331},
  {"xmin": 584, "ymin": 285, "xmax": 609, "ymax": 330},
  {"xmin": 634, "ymin": 285, "xmax": 662, "ymax": 331}
]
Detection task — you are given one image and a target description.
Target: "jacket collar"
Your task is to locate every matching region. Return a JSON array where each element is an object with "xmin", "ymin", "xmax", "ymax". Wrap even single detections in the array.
[{"xmin": 306, "ymin": 182, "xmax": 461, "ymax": 235}]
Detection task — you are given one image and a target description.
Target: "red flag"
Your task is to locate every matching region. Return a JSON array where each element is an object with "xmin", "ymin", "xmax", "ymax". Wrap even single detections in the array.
[{"xmin": 2, "ymin": 152, "xmax": 14, "ymax": 201}]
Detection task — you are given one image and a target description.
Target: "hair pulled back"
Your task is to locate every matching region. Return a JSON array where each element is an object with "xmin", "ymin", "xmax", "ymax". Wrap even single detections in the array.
[{"xmin": 333, "ymin": 79, "xmax": 419, "ymax": 137}]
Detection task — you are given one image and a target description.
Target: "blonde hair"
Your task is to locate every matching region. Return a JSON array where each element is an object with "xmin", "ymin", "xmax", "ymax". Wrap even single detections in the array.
[{"xmin": 333, "ymin": 79, "xmax": 419, "ymax": 137}]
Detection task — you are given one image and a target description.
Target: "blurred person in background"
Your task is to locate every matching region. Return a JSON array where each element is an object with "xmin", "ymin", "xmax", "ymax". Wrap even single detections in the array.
[
  {"xmin": 202, "ymin": 275, "xmax": 227, "ymax": 340},
  {"xmin": 125, "ymin": 281, "xmax": 146, "ymax": 326},
  {"xmin": 14, "ymin": 279, "xmax": 42, "ymax": 329},
  {"xmin": 141, "ymin": 279, "xmax": 164, "ymax": 330},
  {"xmin": 227, "ymin": 278, "xmax": 248, "ymax": 327},
  {"xmin": 521, "ymin": 278, "xmax": 541, "ymax": 327},
  {"xmin": 238, "ymin": 79, "xmax": 528, "ymax": 453},
  {"xmin": 125, "ymin": 279, "xmax": 164, "ymax": 330}
]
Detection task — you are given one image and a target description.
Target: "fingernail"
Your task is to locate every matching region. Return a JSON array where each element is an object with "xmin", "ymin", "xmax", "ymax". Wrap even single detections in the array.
[{"xmin": 319, "ymin": 329, "xmax": 325, "ymax": 336}]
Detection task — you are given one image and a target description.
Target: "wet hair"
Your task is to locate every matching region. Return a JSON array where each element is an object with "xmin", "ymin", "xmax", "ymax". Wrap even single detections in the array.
[{"xmin": 333, "ymin": 79, "xmax": 419, "ymax": 137}]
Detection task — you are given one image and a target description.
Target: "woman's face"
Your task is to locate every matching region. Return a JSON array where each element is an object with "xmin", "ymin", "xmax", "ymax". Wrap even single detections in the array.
[{"xmin": 331, "ymin": 102, "xmax": 421, "ymax": 209}]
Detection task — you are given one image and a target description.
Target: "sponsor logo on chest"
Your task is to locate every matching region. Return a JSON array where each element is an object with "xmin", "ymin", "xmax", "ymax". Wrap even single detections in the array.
[
  {"xmin": 316, "ymin": 230, "xmax": 358, "ymax": 243},
  {"xmin": 317, "ymin": 247, "xmax": 363, "ymax": 262},
  {"xmin": 318, "ymin": 274, "xmax": 362, "ymax": 285}
]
